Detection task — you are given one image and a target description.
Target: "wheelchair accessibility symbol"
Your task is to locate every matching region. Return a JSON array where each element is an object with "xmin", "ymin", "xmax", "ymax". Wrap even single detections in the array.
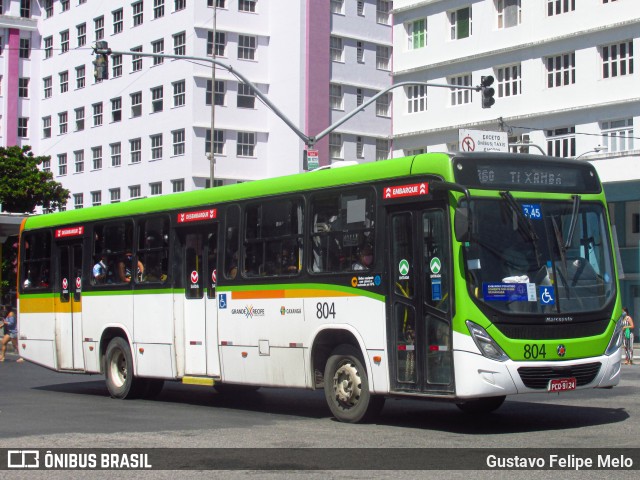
[{"xmin": 539, "ymin": 286, "xmax": 555, "ymax": 305}]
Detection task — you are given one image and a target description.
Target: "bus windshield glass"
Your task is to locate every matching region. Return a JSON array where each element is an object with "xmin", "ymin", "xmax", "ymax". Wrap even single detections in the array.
[{"xmin": 463, "ymin": 196, "xmax": 615, "ymax": 314}]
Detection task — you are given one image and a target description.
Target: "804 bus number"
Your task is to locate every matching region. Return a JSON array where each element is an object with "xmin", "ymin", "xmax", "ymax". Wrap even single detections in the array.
[
  {"xmin": 523, "ymin": 344, "xmax": 546, "ymax": 359},
  {"xmin": 316, "ymin": 302, "xmax": 336, "ymax": 319}
]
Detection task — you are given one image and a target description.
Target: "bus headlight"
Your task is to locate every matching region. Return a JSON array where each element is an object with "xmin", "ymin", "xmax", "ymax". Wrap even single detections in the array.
[
  {"xmin": 605, "ymin": 316, "xmax": 624, "ymax": 356},
  {"xmin": 466, "ymin": 320, "xmax": 509, "ymax": 362}
]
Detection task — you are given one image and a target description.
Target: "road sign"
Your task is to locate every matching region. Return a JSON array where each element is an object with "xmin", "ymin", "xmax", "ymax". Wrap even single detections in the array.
[
  {"xmin": 459, "ymin": 129, "xmax": 508, "ymax": 152},
  {"xmin": 305, "ymin": 149, "xmax": 319, "ymax": 171}
]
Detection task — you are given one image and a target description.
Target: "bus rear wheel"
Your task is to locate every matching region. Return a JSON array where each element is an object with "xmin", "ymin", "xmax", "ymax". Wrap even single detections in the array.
[
  {"xmin": 104, "ymin": 337, "xmax": 146, "ymax": 399},
  {"xmin": 324, "ymin": 344, "xmax": 384, "ymax": 423},
  {"xmin": 456, "ymin": 396, "xmax": 506, "ymax": 414}
]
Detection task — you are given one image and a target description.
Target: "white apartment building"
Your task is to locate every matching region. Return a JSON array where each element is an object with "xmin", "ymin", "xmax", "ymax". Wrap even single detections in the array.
[
  {"xmin": 392, "ymin": 0, "xmax": 640, "ymax": 318},
  {"xmin": 0, "ymin": 0, "xmax": 392, "ymax": 207}
]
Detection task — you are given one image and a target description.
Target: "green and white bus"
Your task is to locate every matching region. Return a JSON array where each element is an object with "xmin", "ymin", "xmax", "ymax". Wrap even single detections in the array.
[{"xmin": 17, "ymin": 152, "xmax": 623, "ymax": 422}]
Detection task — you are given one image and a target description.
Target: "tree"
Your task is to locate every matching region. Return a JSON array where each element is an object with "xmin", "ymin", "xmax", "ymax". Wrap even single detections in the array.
[{"xmin": 0, "ymin": 146, "xmax": 69, "ymax": 213}]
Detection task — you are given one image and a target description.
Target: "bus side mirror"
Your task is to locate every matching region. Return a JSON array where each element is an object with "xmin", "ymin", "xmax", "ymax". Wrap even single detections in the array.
[{"xmin": 454, "ymin": 207, "xmax": 471, "ymax": 243}]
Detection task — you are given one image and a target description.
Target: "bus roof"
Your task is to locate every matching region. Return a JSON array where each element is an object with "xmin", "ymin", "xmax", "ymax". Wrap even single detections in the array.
[{"xmin": 24, "ymin": 153, "xmax": 454, "ymax": 231}]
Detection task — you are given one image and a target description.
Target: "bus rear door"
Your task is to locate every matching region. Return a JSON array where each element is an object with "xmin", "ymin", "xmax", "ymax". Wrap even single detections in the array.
[
  {"xmin": 179, "ymin": 224, "xmax": 220, "ymax": 377},
  {"xmin": 387, "ymin": 205, "xmax": 454, "ymax": 395},
  {"xmin": 56, "ymin": 240, "xmax": 85, "ymax": 370}
]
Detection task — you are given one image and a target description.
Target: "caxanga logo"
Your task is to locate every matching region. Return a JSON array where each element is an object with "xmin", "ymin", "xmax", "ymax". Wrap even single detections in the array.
[
  {"xmin": 231, "ymin": 305, "xmax": 265, "ymax": 318},
  {"xmin": 280, "ymin": 306, "xmax": 303, "ymax": 315}
]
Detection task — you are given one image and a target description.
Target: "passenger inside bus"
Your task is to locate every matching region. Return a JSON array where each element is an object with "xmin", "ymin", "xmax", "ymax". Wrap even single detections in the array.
[{"xmin": 352, "ymin": 244, "xmax": 374, "ymax": 270}]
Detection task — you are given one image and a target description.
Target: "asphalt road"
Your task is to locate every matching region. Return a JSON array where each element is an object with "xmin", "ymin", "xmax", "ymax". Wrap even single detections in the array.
[{"xmin": 0, "ymin": 349, "xmax": 638, "ymax": 479}]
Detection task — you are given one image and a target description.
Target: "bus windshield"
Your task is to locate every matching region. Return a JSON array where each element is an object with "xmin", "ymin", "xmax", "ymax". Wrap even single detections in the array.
[{"xmin": 463, "ymin": 196, "xmax": 616, "ymax": 315}]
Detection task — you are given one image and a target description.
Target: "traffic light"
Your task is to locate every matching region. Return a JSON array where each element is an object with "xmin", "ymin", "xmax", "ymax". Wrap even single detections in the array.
[
  {"xmin": 481, "ymin": 75, "xmax": 495, "ymax": 109},
  {"xmin": 93, "ymin": 41, "xmax": 110, "ymax": 81}
]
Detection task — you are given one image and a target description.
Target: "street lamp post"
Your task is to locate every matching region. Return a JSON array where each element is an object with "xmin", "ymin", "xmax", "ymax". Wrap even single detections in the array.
[
  {"xmin": 574, "ymin": 145, "xmax": 607, "ymax": 160},
  {"xmin": 209, "ymin": 5, "xmax": 217, "ymax": 188}
]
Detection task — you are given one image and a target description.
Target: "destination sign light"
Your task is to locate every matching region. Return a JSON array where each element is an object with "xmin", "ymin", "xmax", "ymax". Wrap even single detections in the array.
[
  {"xmin": 177, "ymin": 208, "xmax": 217, "ymax": 223},
  {"xmin": 55, "ymin": 226, "xmax": 85, "ymax": 238}
]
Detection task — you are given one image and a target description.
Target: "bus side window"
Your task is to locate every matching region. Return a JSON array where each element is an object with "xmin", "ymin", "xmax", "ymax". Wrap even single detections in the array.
[
  {"xmin": 224, "ymin": 205, "xmax": 240, "ymax": 280},
  {"xmin": 21, "ymin": 231, "xmax": 52, "ymax": 291}
]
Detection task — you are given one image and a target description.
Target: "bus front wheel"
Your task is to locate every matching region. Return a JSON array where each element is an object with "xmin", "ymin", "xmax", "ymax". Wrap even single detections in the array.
[
  {"xmin": 324, "ymin": 344, "xmax": 384, "ymax": 423},
  {"xmin": 104, "ymin": 337, "xmax": 146, "ymax": 399},
  {"xmin": 456, "ymin": 396, "xmax": 506, "ymax": 414}
]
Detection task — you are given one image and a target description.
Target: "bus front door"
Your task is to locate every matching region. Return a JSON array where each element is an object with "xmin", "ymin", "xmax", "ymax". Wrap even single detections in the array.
[
  {"xmin": 387, "ymin": 206, "xmax": 454, "ymax": 395},
  {"xmin": 181, "ymin": 225, "xmax": 220, "ymax": 377},
  {"xmin": 57, "ymin": 242, "xmax": 85, "ymax": 370}
]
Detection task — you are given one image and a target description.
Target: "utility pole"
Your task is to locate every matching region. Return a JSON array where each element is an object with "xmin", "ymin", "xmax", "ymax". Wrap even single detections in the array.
[{"xmin": 209, "ymin": 5, "xmax": 217, "ymax": 188}]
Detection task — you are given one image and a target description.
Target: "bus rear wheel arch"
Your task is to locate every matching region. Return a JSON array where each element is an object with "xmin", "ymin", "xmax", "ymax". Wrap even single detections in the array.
[
  {"xmin": 104, "ymin": 336, "xmax": 148, "ymax": 399},
  {"xmin": 324, "ymin": 344, "xmax": 385, "ymax": 423}
]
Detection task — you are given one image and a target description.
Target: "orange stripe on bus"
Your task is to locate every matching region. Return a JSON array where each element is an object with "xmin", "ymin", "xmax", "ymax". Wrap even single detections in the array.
[
  {"xmin": 231, "ymin": 289, "xmax": 357, "ymax": 300},
  {"xmin": 19, "ymin": 297, "xmax": 77, "ymax": 314}
]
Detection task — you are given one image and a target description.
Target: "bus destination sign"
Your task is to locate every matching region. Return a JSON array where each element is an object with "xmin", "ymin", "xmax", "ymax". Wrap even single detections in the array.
[
  {"xmin": 55, "ymin": 226, "xmax": 85, "ymax": 238},
  {"xmin": 383, "ymin": 182, "xmax": 429, "ymax": 199},
  {"xmin": 177, "ymin": 208, "xmax": 217, "ymax": 224}
]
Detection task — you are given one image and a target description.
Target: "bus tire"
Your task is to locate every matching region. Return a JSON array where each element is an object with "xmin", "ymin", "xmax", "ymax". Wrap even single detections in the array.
[
  {"xmin": 324, "ymin": 344, "xmax": 385, "ymax": 423},
  {"xmin": 104, "ymin": 337, "xmax": 146, "ymax": 399},
  {"xmin": 456, "ymin": 396, "xmax": 506, "ymax": 414}
]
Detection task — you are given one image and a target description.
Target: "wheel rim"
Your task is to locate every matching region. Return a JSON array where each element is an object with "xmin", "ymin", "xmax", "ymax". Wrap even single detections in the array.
[
  {"xmin": 109, "ymin": 349, "xmax": 127, "ymax": 388},
  {"xmin": 332, "ymin": 360, "xmax": 362, "ymax": 408}
]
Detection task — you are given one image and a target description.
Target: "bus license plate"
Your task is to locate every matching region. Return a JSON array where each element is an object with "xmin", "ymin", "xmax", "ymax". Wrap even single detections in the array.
[{"xmin": 548, "ymin": 377, "xmax": 577, "ymax": 392}]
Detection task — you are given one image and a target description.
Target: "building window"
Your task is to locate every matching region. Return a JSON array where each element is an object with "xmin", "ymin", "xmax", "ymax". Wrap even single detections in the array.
[
  {"xmin": 152, "ymin": 39, "xmax": 164, "ymax": 65},
  {"xmin": 110, "ymin": 188, "xmax": 121, "ymax": 203},
  {"xmin": 407, "ymin": 19, "xmax": 426, "ymax": 50},
  {"xmin": 208, "ymin": 31, "xmax": 226, "ymax": 57},
  {"xmin": 42, "ymin": 158, "xmax": 51, "ymax": 173},
  {"xmin": 60, "ymin": 71, "xmax": 68, "ymax": 93},
  {"xmin": 376, "ymin": 139, "xmax": 389, "ymax": 160},
  {"xmin": 43, "ymin": 77, "xmax": 52, "ymax": 98},
  {"xmin": 74, "ymin": 150, "xmax": 84, "ymax": 173},
  {"xmin": 450, "ymin": 74, "xmax": 472, "ymax": 106},
  {"xmin": 547, "ymin": 0, "xmax": 575, "ymax": 16},
  {"xmin": 237, "ymin": 83, "xmax": 255, "ymax": 108},
  {"xmin": 154, "ymin": 0, "xmax": 165, "ymax": 18},
  {"xmin": 497, "ymin": 64, "xmax": 521, "ymax": 97},
  {"xmin": 44, "ymin": 36, "xmax": 53, "ymax": 58},
  {"xmin": 376, "ymin": 0, "xmax": 391, "ymax": 25},
  {"xmin": 92, "ymin": 146, "xmax": 102, "ymax": 170},
  {"xmin": 61, "ymin": 30, "xmax": 69, "ymax": 53},
  {"xmin": 75, "ymin": 65, "xmax": 85, "ymax": 89},
  {"xmin": 376, "ymin": 92, "xmax": 390, "ymax": 117},
  {"xmin": 357, "ymin": 1, "xmax": 365, "ymax": 16},
  {"xmin": 93, "ymin": 102, "xmax": 103, "ymax": 127},
  {"xmin": 376, "ymin": 45, "xmax": 390, "ymax": 70},
  {"xmin": 331, "ymin": 0, "xmax": 344, "ymax": 15},
  {"xmin": 172, "ymin": 179, "xmax": 185, "ymax": 193},
  {"xmin": 133, "ymin": 1, "xmax": 144, "ymax": 26},
  {"xmin": 18, "ymin": 118, "xmax": 28, "ymax": 138},
  {"xmin": 546, "ymin": 52, "xmax": 575, "ymax": 88},
  {"xmin": 357, "ymin": 41, "xmax": 365, "ymax": 63},
  {"xmin": 131, "ymin": 92, "xmax": 142, "ymax": 117},
  {"xmin": 151, "ymin": 134, "xmax": 163, "ymax": 159},
  {"xmin": 129, "ymin": 185, "xmax": 142, "ymax": 199},
  {"xmin": 43, "ymin": 116, "xmax": 51, "ymax": 138},
  {"xmin": 19, "ymin": 38, "xmax": 30, "ymax": 59},
  {"xmin": 206, "ymin": 129, "xmax": 225, "ymax": 155},
  {"xmin": 330, "ymin": 84, "xmax": 343, "ymax": 110},
  {"xmin": 176, "ymin": 0, "xmax": 186, "ymax": 11},
  {"xmin": 95, "ymin": 16, "xmax": 104, "ymax": 40},
  {"xmin": 150, "ymin": 182, "xmax": 162, "ymax": 196},
  {"xmin": 44, "ymin": 0, "xmax": 53, "ymax": 18},
  {"xmin": 356, "ymin": 136, "xmax": 364, "ymax": 159},
  {"xmin": 91, "ymin": 191, "xmax": 102, "ymax": 207},
  {"xmin": 173, "ymin": 31, "xmax": 186, "ymax": 55},
  {"xmin": 59, "ymin": 112, "xmax": 68, "ymax": 135},
  {"xmin": 450, "ymin": 7, "xmax": 472, "ymax": 40},
  {"xmin": 173, "ymin": 129, "xmax": 185, "ymax": 156},
  {"xmin": 111, "ymin": 142, "xmax": 122, "ymax": 167},
  {"xmin": 61, "ymin": 0, "xmax": 69, "ymax": 12},
  {"xmin": 131, "ymin": 46, "xmax": 143, "ymax": 71},
  {"xmin": 239, "ymin": 0, "xmax": 256, "ymax": 12},
  {"xmin": 238, "ymin": 35, "xmax": 256, "ymax": 60},
  {"xmin": 20, "ymin": 0, "xmax": 31, "ymax": 18},
  {"xmin": 407, "ymin": 85, "xmax": 427, "ymax": 113},
  {"xmin": 112, "ymin": 54, "xmax": 122, "ymax": 77},
  {"xmin": 329, "ymin": 133, "xmax": 342, "ymax": 159},
  {"xmin": 497, "ymin": 0, "xmax": 521, "ymax": 29},
  {"xmin": 73, "ymin": 194, "xmax": 83, "ymax": 210},
  {"xmin": 237, "ymin": 132, "xmax": 255, "ymax": 157},
  {"xmin": 113, "ymin": 8, "xmax": 123, "ymax": 34},
  {"xmin": 111, "ymin": 97, "xmax": 122, "ymax": 122},
  {"xmin": 356, "ymin": 88, "xmax": 364, "ymax": 107},
  {"xmin": 130, "ymin": 138, "xmax": 142, "ymax": 163},
  {"xmin": 151, "ymin": 86, "xmax": 164, "ymax": 113},
  {"xmin": 75, "ymin": 107, "xmax": 85, "ymax": 131},
  {"xmin": 18, "ymin": 78, "xmax": 29, "ymax": 98},
  {"xmin": 546, "ymin": 127, "xmax": 576, "ymax": 158},
  {"xmin": 77, "ymin": 23, "xmax": 86, "ymax": 47},
  {"xmin": 330, "ymin": 36, "xmax": 343, "ymax": 62},
  {"xmin": 173, "ymin": 80, "xmax": 185, "ymax": 107},
  {"xmin": 602, "ymin": 119, "xmax": 634, "ymax": 153},
  {"xmin": 602, "ymin": 41, "xmax": 634, "ymax": 79},
  {"xmin": 58, "ymin": 154, "xmax": 67, "ymax": 176}
]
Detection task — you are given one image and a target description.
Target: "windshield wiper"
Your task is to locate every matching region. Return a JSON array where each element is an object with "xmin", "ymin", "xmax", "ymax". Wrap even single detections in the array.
[
  {"xmin": 499, "ymin": 191, "xmax": 542, "ymax": 268},
  {"xmin": 564, "ymin": 195, "xmax": 581, "ymax": 249}
]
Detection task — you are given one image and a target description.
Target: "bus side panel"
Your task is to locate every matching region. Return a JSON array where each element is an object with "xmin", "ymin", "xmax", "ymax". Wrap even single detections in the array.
[
  {"xmin": 133, "ymin": 292, "xmax": 174, "ymax": 345},
  {"xmin": 18, "ymin": 297, "xmax": 57, "ymax": 369},
  {"xmin": 220, "ymin": 346, "xmax": 306, "ymax": 387}
]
